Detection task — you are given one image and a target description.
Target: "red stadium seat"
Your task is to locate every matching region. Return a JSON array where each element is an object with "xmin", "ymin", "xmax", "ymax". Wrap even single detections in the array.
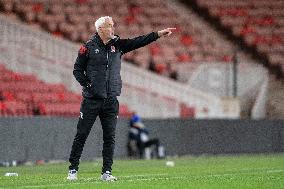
[
  {"xmin": 119, "ymin": 104, "xmax": 133, "ymax": 118},
  {"xmin": 180, "ymin": 103, "xmax": 195, "ymax": 118},
  {"xmin": 1, "ymin": 101, "xmax": 30, "ymax": 116}
]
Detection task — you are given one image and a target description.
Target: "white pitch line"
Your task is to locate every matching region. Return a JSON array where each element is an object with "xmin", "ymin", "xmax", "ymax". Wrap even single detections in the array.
[
  {"xmin": 80, "ymin": 173, "xmax": 168, "ymax": 181},
  {"xmin": 2, "ymin": 173, "xmax": 170, "ymax": 189},
  {"xmin": 3, "ymin": 169, "xmax": 284, "ymax": 189},
  {"xmin": 241, "ymin": 168, "xmax": 284, "ymax": 172},
  {"xmin": 119, "ymin": 173, "xmax": 168, "ymax": 178},
  {"xmin": 2, "ymin": 176, "xmax": 186, "ymax": 189},
  {"xmin": 119, "ymin": 176, "xmax": 187, "ymax": 182},
  {"xmin": 266, "ymin": 170, "xmax": 284, "ymax": 173}
]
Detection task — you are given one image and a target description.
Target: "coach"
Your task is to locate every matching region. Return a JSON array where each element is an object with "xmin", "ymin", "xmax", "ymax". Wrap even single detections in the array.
[{"xmin": 67, "ymin": 16, "xmax": 175, "ymax": 181}]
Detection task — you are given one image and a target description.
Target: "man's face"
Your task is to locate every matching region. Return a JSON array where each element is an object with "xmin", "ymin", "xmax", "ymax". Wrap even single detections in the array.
[{"xmin": 99, "ymin": 18, "xmax": 115, "ymax": 39}]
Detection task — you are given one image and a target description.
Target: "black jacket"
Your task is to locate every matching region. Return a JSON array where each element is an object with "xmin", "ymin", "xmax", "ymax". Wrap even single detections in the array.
[{"xmin": 73, "ymin": 32, "xmax": 159, "ymax": 99}]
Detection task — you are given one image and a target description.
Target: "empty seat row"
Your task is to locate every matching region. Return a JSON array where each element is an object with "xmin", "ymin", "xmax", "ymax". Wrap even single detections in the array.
[{"xmin": 0, "ymin": 64, "xmax": 133, "ymax": 117}]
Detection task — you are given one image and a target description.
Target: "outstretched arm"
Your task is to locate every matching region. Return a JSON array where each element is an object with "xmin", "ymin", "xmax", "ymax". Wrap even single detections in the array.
[{"xmin": 119, "ymin": 28, "xmax": 176, "ymax": 54}]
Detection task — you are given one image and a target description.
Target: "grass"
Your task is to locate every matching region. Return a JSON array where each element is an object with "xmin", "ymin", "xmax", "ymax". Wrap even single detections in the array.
[{"xmin": 0, "ymin": 154, "xmax": 283, "ymax": 189}]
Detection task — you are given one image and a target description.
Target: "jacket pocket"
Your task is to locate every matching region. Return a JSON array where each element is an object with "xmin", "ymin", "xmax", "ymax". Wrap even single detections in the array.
[
  {"xmin": 82, "ymin": 86, "xmax": 94, "ymax": 98},
  {"xmin": 111, "ymin": 79, "xmax": 122, "ymax": 94}
]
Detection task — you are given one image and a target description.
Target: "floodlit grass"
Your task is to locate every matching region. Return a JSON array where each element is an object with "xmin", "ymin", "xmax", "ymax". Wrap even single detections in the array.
[{"xmin": 0, "ymin": 154, "xmax": 283, "ymax": 189}]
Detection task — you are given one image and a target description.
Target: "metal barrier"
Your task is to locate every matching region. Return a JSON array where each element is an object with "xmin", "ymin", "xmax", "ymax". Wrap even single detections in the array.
[{"xmin": 251, "ymin": 74, "xmax": 269, "ymax": 119}]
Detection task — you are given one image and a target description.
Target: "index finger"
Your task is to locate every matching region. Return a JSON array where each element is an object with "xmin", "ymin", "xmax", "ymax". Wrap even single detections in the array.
[{"xmin": 168, "ymin": 28, "xmax": 177, "ymax": 30}]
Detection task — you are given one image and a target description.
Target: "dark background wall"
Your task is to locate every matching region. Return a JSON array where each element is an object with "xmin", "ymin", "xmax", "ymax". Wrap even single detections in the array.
[{"xmin": 0, "ymin": 117, "xmax": 283, "ymax": 161}]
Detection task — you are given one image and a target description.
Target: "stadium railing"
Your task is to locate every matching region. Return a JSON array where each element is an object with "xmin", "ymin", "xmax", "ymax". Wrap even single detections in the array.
[{"xmin": 251, "ymin": 73, "xmax": 269, "ymax": 119}]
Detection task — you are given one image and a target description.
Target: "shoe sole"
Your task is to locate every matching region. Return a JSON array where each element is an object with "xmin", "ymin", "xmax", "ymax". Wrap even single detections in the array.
[{"xmin": 67, "ymin": 177, "xmax": 78, "ymax": 181}]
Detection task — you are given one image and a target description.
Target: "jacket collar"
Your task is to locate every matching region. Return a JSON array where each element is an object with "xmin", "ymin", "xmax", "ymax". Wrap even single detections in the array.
[{"xmin": 92, "ymin": 33, "xmax": 120, "ymax": 47}]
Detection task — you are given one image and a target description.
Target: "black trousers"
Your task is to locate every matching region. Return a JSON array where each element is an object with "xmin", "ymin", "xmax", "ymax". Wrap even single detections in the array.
[
  {"xmin": 137, "ymin": 138, "xmax": 160, "ymax": 158},
  {"xmin": 68, "ymin": 96, "xmax": 119, "ymax": 173}
]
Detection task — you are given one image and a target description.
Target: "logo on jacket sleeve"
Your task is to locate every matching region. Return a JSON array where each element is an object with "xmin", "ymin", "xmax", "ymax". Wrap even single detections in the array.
[
  {"xmin": 111, "ymin": 46, "xmax": 116, "ymax": 53},
  {"xmin": 79, "ymin": 45, "xmax": 87, "ymax": 55}
]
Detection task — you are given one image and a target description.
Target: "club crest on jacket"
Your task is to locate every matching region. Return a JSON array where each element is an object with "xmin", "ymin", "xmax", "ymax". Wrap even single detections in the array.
[{"xmin": 111, "ymin": 46, "xmax": 116, "ymax": 52}]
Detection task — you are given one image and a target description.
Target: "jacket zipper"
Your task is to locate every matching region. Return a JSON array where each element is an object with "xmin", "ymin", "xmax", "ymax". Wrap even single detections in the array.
[
  {"xmin": 106, "ymin": 52, "xmax": 109, "ymax": 67},
  {"xmin": 106, "ymin": 51, "xmax": 109, "ymax": 96}
]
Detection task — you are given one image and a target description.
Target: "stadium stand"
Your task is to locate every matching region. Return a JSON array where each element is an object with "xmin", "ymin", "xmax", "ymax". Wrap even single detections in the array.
[
  {"xmin": 0, "ymin": 0, "xmax": 253, "ymax": 77},
  {"xmin": 0, "ymin": 0, "xmax": 276, "ymax": 118},
  {"xmin": 177, "ymin": 0, "xmax": 284, "ymax": 118},
  {"xmin": 187, "ymin": 0, "xmax": 284, "ymax": 76},
  {"xmin": 0, "ymin": 13, "xmax": 234, "ymax": 119}
]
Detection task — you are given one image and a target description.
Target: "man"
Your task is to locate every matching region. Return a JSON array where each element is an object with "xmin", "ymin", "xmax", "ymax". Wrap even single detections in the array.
[
  {"xmin": 128, "ymin": 113, "xmax": 165, "ymax": 159},
  {"xmin": 67, "ymin": 16, "xmax": 175, "ymax": 181}
]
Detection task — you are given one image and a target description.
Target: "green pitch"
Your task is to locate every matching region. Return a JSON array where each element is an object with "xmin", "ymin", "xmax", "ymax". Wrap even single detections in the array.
[{"xmin": 0, "ymin": 154, "xmax": 283, "ymax": 189}]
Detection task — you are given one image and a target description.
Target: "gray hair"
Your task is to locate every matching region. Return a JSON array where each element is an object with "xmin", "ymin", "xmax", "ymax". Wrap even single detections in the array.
[{"xmin": 95, "ymin": 16, "xmax": 113, "ymax": 31}]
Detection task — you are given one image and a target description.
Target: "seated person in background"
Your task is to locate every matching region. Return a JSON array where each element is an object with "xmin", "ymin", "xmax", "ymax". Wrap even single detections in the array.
[{"xmin": 127, "ymin": 113, "xmax": 165, "ymax": 159}]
